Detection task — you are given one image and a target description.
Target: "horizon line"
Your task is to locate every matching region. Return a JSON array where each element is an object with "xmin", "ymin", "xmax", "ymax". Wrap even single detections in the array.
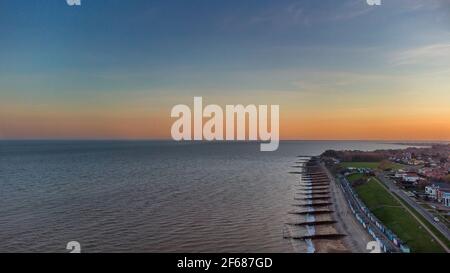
[{"xmin": 1, "ymin": 138, "xmax": 449, "ymax": 143}]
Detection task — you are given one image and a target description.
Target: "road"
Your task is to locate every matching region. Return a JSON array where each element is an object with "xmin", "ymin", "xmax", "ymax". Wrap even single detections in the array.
[{"xmin": 376, "ymin": 172, "xmax": 450, "ymax": 244}]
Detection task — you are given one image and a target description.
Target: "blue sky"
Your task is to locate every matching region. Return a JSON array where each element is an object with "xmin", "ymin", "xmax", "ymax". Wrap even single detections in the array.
[
  {"xmin": 1, "ymin": 0, "xmax": 450, "ymax": 139},
  {"xmin": 1, "ymin": 0, "xmax": 448, "ymax": 92}
]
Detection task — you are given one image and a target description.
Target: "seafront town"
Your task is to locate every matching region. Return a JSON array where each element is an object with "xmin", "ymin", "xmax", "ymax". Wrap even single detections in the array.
[
  {"xmin": 388, "ymin": 145, "xmax": 450, "ymax": 208},
  {"xmin": 320, "ymin": 144, "xmax": 450, "ymax": 253},
  {"xmin": 324, "ymin": 144, "xmax": 450, "ymax": 208}
]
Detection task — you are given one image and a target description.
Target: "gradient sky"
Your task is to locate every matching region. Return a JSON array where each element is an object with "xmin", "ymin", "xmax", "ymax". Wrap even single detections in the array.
[{"xmin": 1, "ymin": 0, "xmax": 450, "ymax": 140}]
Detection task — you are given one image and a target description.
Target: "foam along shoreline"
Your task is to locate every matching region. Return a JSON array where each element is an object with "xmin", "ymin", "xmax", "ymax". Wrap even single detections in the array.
[{"xmin": 286, "ymin": 157, "xmax": 350, "ymax": 252}]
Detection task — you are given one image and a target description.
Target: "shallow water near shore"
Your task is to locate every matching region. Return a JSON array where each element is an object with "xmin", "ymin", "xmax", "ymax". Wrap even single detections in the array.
[{"xmin": 0, "ymin": 140, "xmax": 411, "ymax": 252}]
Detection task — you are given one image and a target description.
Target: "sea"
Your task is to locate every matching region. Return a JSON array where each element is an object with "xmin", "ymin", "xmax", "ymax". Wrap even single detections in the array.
[{"xmin": 0, "ymin": 140, "xmax": 412, "ymax": 253}]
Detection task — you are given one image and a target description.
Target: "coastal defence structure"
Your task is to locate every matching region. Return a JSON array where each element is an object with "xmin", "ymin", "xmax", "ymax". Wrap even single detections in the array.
[
  {"xmin": 284, "ymin": 157, "xmax": 348, "ymax": 253},
  {"xmin": 285, "ymin": 156, "xmax": 411, "ymax": 253}
]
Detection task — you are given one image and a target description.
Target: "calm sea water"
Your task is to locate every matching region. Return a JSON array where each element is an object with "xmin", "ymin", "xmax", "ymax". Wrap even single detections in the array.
[{"xmin": 0, "ymin": 141, "xmax": 410, "ymax": 253}]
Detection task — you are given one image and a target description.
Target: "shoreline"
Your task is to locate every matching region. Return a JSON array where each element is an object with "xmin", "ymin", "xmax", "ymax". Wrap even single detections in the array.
[{"xmin": 296, "ymin": 157, "xmax": 371, "ymax": 253}]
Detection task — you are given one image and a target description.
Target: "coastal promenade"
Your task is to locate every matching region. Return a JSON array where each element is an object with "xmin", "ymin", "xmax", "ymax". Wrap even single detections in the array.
[
  {"xmin": 323, "ymin": 165, "xmax": 372, "ymax": 252},
  {"xmin": 337, "ymin": 174, "xmax": 403, "ymax": 252}
]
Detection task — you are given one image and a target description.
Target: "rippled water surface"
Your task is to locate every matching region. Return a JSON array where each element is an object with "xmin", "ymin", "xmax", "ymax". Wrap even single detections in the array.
[{"xmin": 0, "ymin": 141, "xmax": 410, "ymax": 252}]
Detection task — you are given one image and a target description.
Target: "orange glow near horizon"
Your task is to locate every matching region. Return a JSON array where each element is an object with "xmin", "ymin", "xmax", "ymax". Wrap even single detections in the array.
[
  {"xmin": 280, "ymin": 116, "xmax": 450, "ymax": 141},
  {"xmin": 2, "ymin": 103, "xmax": 450, "ymax": 141}
]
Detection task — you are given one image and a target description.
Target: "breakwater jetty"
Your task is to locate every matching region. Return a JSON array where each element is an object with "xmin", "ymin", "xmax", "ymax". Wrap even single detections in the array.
[{"xmin": 284, "ymin": 156, "xmax": 348, "ymax": 253}]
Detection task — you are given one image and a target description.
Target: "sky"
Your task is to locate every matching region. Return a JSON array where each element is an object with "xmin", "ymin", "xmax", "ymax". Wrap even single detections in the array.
[{"xmin": 1, "ymin": 0, "xmax": 450, "ymax": 140}]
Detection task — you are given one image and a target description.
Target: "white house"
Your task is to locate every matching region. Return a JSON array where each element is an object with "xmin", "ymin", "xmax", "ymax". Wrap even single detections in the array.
[
  {"xmin": 425, "ymin": 185, "xmax": 439, "ymax": 199},
  {"xmin": 403, "ymin": 174, "xmax": 420, "ymax": 183},
  {"xmin": 394, "ymin": 170, "xmax": 406, "ymax": 179}
]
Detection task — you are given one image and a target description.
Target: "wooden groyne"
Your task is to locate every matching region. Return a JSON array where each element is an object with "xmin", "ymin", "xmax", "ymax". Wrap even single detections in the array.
[
  {"xmin": 286, "ymin": 220, "xmax": 337, "ymax": 226},
  {"xmin": 285, "ymin": 156, "xmax": 350, "ymax": 252},
  {"xmin": 295, "ymin": 189, "xmax": 330, "ymax": 195},
  {"xmin": 291, "ymin": 202, "xmax": 332, "ymax": 207},
  {"xmin": 288, "ymin": 209, "xmax": 334, "ymax": 215},
  {"xmin": 294, "ymin": 196, "xmax": 331, "ymax": 201},
  {"xmin": 284, "ymin": 234, "xmax": 346, "ymax": 240},
  {"xmin": 289, "ymin": 171, "xmax": 307, "ymax": 174},
  {"xmin": 295, "ymin": 185, "xmax": 329, "ymax": 190}
]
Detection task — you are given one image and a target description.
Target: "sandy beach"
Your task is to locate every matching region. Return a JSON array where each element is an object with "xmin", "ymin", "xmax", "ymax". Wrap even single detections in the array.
[
  {"xmin": 323, "ymin": 163, "xmax": 372, "ymax": 252},
  {"xmin": 302, "ymin": 158, "xmax": 371, "ymax": 253}
]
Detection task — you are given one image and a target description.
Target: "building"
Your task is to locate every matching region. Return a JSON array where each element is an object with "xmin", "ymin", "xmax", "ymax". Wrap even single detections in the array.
[
  {"xmin": 442, "ymin": 192, "xmax": 450, "ymax": 207},
  {"xmin": 437, "ymin": 187, "xmax": 450, "ymax": 202},
  {"xmin": 403, "ymin": 173, "xmax": 421, "ymax": 183},
  {"xmin": 394, "ymin": 170, "xmax": 406, "ymax": 179},
  {"xmin": 425, "ymin": 185, "xmax": 439, "ymax": 199},
  {"xmin": 425, "ymin": 184, "xmax": 450, "ymax": 207}
]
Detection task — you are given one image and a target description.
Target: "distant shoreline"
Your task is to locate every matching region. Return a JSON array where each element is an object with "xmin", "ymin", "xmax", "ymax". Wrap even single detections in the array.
[{"xmin": 388, "ymin": 142, "xmax": 449, "ymax": 147}]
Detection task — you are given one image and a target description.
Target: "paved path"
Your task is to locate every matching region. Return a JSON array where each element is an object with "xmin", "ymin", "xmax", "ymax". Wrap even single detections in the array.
[
  {"xmin": 377, "ymin": 173, "xmax": 450, "ymax": 243},
  {"xmin": 375, "ymin": 174, "xmax": 450, "ymax": 253},
  {"xmin": 322, "ymin": 166, "xmax": 372, "ymax": 252}
]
